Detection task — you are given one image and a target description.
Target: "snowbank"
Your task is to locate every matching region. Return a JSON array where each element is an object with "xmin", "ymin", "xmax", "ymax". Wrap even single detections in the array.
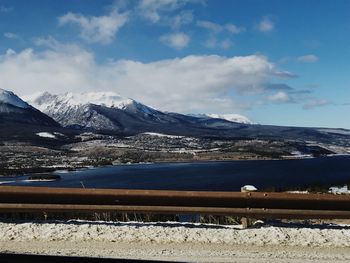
[
  {"xmin": 329, "ymin": 185, "xmax": 350, "ymax": 194},
  {"xmin": 1, "ymin": 220, "xmax": 350, "ymax": 247}
]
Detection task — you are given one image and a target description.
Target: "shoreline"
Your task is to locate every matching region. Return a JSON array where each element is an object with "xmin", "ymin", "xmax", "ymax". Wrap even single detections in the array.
[{"xmin": 1, "ymin": 154, "xmax": 349, "ymax": 178}]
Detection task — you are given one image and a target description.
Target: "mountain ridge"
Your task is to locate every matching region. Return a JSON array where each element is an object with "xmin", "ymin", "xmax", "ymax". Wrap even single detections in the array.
[
  {"xmin": 0, "ymin": 89, "xmax": 60, "ymax": 128},
  {"xmin": 27, "ymin": 91, "xmax": 249, "ymax": 135},
  {"xmin": 0, "ymin": 89, "xmax": 348, "ymax": 146}
]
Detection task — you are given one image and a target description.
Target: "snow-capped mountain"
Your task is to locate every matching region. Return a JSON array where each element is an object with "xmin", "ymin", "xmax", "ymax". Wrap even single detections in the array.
[
  {"xmin": 27, "ymin": 91, "xmax": 245, "ymax": 135},
  {"xmin": 0, "ymin": 89, "xmax": 30, "ymax": 109},
  {"xmin": 0, "ymin": 89, "xmax": 59, "ymax": 127},
  {"xmin": 27, "ymin": 91, "xmax": 180, "ymax": 133},
  {"xmin": 27, "ymin": 91, "xmax": 135, "ymax": 131}
]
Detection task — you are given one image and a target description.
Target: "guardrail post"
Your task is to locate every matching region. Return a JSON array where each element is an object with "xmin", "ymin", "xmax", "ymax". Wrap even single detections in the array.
[{"xmin": 241, "ymin": 185, "xmax": 257, "ymax": 229}]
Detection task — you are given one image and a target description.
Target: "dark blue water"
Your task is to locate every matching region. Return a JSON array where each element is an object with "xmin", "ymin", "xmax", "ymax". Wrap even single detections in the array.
[{"xmin": 1, "ymin": 156, "xmax": 350, "ymax": 191}]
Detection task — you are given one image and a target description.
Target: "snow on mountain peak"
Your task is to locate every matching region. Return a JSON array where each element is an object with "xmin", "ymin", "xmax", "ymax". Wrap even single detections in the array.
[
  {"xmin": 62, "ymin": 91, "xmax": 134, "ymax": 108},
  {"xmin": 0, "ymin": 88, "xmax": 30, "ymax": 109},
  {"xmin": 28, "ymin": 91, "xmax": 134, "ymax": 111},
  {"xmin": 207, "ymin": 114, "xmax": 253, "ymax": 124}
]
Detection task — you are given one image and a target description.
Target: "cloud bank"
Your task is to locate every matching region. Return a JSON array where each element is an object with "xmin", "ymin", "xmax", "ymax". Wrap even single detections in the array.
[{"xmin": 0, "ymin": 42, "xmax": 295, "ymax": 114}]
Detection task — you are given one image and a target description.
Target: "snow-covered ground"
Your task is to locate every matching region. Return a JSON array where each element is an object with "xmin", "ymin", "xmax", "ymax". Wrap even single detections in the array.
[
  {"xmin": 1, "ymin": 220, "xmax": 350, "ymax": 262},
  {"xmin": 142, "ymin": 132, "xmax": 184, "ymax": 139},
  {"xmin": 317, "ymin": 128, "xmax": 350, "ymax": 136},
  {"xmin": 329, "ymin": 185, "xmax": 350, "ymax": 194}
]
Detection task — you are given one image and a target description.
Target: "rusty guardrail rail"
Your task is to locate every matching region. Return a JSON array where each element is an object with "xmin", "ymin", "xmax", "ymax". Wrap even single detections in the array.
[{"xmin": 0, "ymin": 186, "xmax": 349, "ymax": 219}]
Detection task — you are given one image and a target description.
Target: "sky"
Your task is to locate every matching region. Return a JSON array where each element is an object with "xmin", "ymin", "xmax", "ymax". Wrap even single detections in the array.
[{"xmin": 0, "ymin": 0, "xmax": 349, "ymax": 128}]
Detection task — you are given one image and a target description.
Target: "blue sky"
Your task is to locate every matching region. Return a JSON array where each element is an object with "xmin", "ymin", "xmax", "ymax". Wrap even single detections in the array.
[{"xmin": 0, "ymin": 0, "xmax": 349, "ymax": 128}]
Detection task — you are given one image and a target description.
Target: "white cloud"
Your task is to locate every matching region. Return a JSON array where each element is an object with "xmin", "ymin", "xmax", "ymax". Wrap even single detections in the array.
[
  {"xmin": 4, "ymin": 32, "xmax": 19, "ymax": 39},
  {"xmin": 172, "ymin": 10, "xmax": 193, "ymax": 28},
  {"xmin": 303, "ymin": 99, "xmax": 330, "ymax": 110},
  {"xmin": 197, "ymin": 20, "xmax": 242, "ymax": 50},
  {"xmin": 267, "ymin": 91, "xmax": 290, "ymax": 102},
  {"xmin": 197, "ymin": 20, "xmax": 243, "ymax": 34},
  {"xmin": 160, "ymin": 32, "xmax": 190, "ymax": 49},
  {"xmin": 224, "ymin": 24, "xmax": 243, "ymax": 34},
  {"xmin": 137, "ymin": 0, "xmax": 196, "ymax": 23},
  {"xmin": 257, "ymin": 16, "xmax": 274, "ymax": 32},
  {"xmin": 197, "ymin": 20, "xmax": 222, "ymax": 32},
  {"xmin": 297, "ymin": 54, "xmax": 319, "ymax": 63},
  {"xmin": 266, "ymin": 83, "xmax": 293, "ymax": 92},
  {"xmin": 272, "ymin": 70, "xmax": 298, "ymax": 78},
  {"xmin": 33, "ymin": 36, "xmax": 62, "ymax": 49},
  {"xmin": 0, "ymin": 44, "xmax": 293, "ymax": 114},
  {"xmin": 58, "ymin": 9, "xmax": 128, "ymax": 44}
]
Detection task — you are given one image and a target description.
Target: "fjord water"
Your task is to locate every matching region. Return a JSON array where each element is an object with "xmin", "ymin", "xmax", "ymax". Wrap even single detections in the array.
[{"xmin": 2, "ymin": 155, "xmax": 350, "ymax": 191}]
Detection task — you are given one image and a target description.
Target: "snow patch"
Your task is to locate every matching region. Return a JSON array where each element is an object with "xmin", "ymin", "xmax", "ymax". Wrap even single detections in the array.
[
  {"xmin": 36, "ymin": 132, "xmax": 57, "ymax": 139},
  {"xmin": 24, "ymin": 179, "xmax": 57, "ymax": 182},
  {"xmin": 207, "ymin": 114, "xmax": 253, "ymax": 124},
  {"xmin": 142, "ymin": 132, "xmax": 184, "ymax": 139},
  {"xmin": 241, "ymin": 185, "xmax": 257, "ymax": 191},
  {"xmin": 286, "ymin": 191, "xmax": 309, "ymax": 194},
  {"xmin": 329, "ymin": 185, "xmax": 350, "ymax": 194},
  {"xmin": 1, "ymin": 220, "xmax": 350, "ymax": 248},
  {"xmin": 317, "ymin": 128, "xmax": 350, "ymax": 136}
]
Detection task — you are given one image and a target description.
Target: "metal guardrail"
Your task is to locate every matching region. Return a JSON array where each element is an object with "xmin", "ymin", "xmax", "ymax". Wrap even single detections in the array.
[{"xmin": 0, "ymin": 186, "xmax": 349, "ymax": 219}]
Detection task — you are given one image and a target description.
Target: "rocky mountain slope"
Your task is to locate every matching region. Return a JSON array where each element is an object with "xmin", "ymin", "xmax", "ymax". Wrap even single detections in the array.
[
  {"xmin": 0, "ymin": 89, "xmax": 59, "ymax": 127},
  {"xmin": 0, "ymin": 89, "xmax": 79, "ymax": 147},
  {"xmin": 28, "ymin": 91, "xmax": 246, "ymax": 136}
]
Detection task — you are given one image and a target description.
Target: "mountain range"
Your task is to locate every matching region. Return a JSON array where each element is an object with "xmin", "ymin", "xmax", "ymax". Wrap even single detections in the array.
[
  {"xmin": 26, "ymin": 91, "xmax": 251, "ymax": 136},
  {"xmin": 0, "ymin": 88, "xmax": 349, "ymax": 146}
]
